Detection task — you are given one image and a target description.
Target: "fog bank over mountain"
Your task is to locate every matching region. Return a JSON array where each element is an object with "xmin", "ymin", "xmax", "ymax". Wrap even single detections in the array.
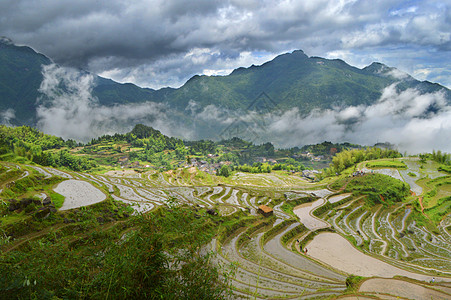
[{"xmin": 34, "ymin": 64, "xmax": 451, "ymax": 153}]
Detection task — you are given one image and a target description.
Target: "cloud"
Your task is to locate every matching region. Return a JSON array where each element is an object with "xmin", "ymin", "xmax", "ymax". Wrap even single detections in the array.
[
  {"xmin": 264, "ymin": 84, "xmax": 451, "ymax": 153},
  {"xmin": 0, "ymin": 108, "xmax": 16, "ymax": 126},
  {"xmin": 189, "ymin": 83, "xmax": 451, "ymax": 153},
  {"xmin": 36, "ymin": 64, "xmax": 192, "ymax": 141},
  {"xmin": 1, "ymin": 0, "xmax": 449, "ymax": 88},
  {"xmin": 34, "ymin": 64, "xmax": 451, "ymax": 154}
]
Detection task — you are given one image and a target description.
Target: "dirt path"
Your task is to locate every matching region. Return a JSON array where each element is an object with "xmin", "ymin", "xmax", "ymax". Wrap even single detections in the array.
[{"xmin": 419, "ymin": 196, "xmax": 425, "ymax": 212}]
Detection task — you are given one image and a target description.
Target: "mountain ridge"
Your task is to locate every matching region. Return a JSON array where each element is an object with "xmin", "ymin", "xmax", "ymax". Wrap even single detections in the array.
[{"xmin": 0, "ymin": 37, "xmax": 450, "ymax": 133}]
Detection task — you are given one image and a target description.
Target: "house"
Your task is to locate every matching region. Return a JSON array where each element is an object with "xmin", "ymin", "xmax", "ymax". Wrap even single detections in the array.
[
  {"xmin": 118, "ymin": 156, "xmax": 129, "ymax": 165},
  {"xmin": 258, "ymin": 205, "xmax": 273, "ymax": 217}
]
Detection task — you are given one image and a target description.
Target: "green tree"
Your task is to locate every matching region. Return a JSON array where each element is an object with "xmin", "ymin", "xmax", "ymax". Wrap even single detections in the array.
[{"xmin": 218, "ymin": 165, "xmax": 230, "ymax": 177}]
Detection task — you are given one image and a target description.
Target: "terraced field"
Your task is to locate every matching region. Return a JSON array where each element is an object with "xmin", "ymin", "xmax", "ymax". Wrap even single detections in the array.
[{"xmin": 1, "ymin": 160, "xmax": 450, "ymax": 299}]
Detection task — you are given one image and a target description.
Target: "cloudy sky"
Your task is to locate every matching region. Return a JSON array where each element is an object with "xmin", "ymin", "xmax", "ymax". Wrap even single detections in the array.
[{"xmin": 1, "ymin": 0, "xmax": 450, "ymax": 89}]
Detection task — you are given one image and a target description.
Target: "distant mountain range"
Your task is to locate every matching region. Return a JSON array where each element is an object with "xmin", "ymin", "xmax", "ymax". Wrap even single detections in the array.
[{"xmin": 1, "ymin": 37, "xmax": 450, "ymax": 146}]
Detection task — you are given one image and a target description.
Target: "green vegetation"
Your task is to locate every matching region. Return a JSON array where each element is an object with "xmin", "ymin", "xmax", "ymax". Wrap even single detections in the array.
[
  {"xmin": 299, "ymin": 141, "xmax": 362, "ymax": 156},
  {"xmin": 0, "ymin": 149, "xmax": 449, "ymax": 298},
  {"xmin": 431, "ymin": 150, "xmax": 451, "ymax": 165},
  {"xmin": 218, "ymin": 165, "xmax": 231, "ymax": 177},
  {"xmin": 312, "ymin": 195, "xmax": 354, "ymax": 217},
  {"xmin": 1, "ymin": 38, "xmax": 451, "ymax": 299},
  {"xmin": 424, "ymin": 196, "xmax": 451, "ymax": 223},
  {"xmin": 233, "ymin": 159, "xmax": 305, "ymax": 174},
  {"xmin": 0, "ymin": 202, "xmax": 236, "ymax": 299},
  {"xmin": 0, "ymin": 126, "xmax": 96, "ymax": 171},
  {"xmin": 281, "ymin": 224, "xmax": 307, "ymax": 246},
  {"xmin": 345, "ymin": 275, "xmax": 365, "ymax": 292},
  {"xmin": 280, "ymin": 196, "xmax": 312, "ymax": 217},
  {"xmin": 343, "ymin": 174, "xmax": 410, "ymax": 206},
  {"xmin": 3, "ymin": 38, "xmax": 450, "ymax": 133},
  {"xmin": 261, "ymin": 218, "xmax": 297, "ymax": 244},
  {"xmin": 1, "ymin": 123, "xmax": 352, "ymax": 178},
  {"xmin": 366, "ymin": 160, "xmax": 407, "ymax": 169},
  {"xmin": 438, "ymin": 165, "xmax": 451, "ymax": 174},
  {"xmin": 323, "ymin": 147, "xmax": 402, "ymax": 176},
  {"xmin": 0, "ymin": 173, "xmax": 63, "ymax": 200},
  {"xmin": 236, "ymin": 217, "xmax": 276, "ymax": 248}
]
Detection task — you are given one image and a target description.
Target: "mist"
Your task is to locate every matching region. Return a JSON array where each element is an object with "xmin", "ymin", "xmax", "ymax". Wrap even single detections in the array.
[
  {"xmin": 189, "ymin": 83, "xmax": 451, "ymax": 153},
  {"xmin": 0, "ymin": 108, "xmax": 15, "ymax": 126},
  {"xmin": 267, "ymin": 84, "xmax": 451, "ymax": 153},
  {"xmin": 36, "ymin": 64, "xmax": 193, "ymax": 142},
  {"xmin": 36, "ymin": 64, "xmax": 450, "ymax": 153}
]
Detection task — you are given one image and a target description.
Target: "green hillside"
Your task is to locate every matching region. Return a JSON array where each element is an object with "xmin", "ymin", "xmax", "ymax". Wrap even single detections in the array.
[
  {"xmin": 155, "ymin": 50, "xmax": 450, "ymax": 113},
  {"xmin": 1, "ymin": 38, "xmax": 450, "ymax": 129},
  {"xmin": 0, "ymin": 38, "xmax": 51, "ymax": 125},
  {"xmin": 0, "ymin": 38, "xmax": 157, "ymax": 125}
]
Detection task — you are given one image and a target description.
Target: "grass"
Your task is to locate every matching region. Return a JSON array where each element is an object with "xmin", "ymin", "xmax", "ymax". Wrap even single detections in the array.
[
  {"xmin": 49, "ymin": 191, "xmax": 65, "ymax": 209},
  {"xmin": 261, "ymin": 218, "xmax": 297, "ymax": 244},
  {"xmin": 438, "ymin": 165, "xmax": 451, "ymax": 173},
  {"xmin": 366, "ymin": 160, "xmax": 407, "ymax": 169},
  {"xmin": 425, "ymin": 196, "xmax": 451, "ymax": 223},
  {"xmin": 280, "ymin": 196, "xmax": 313, "ymax": 217},
  {"xmin": 343, "ymin": 174, "xmax": 410, "ymax": 206},
  {"xmin": 281, "ymin": 223, "xmax": 307, "ymax": 246},
  {"xmin": 417, "ymin": 175, "xmax": 451, "ymax": 210}
]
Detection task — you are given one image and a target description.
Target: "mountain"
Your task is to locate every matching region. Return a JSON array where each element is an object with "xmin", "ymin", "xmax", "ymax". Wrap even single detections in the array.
[
  {"xmin": 0, "ymin": 37, "xmax": 156, "ymax": 125},
  {"xmin": 1, "ymin": 37, "xmax": 450, "ymax": 141},
  {"xmin": 157, "ymin": 50, "xmax": 450, "ymax": 114}
]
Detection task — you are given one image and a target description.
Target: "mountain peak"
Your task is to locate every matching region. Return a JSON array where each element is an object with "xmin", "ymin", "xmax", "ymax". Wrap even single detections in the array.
[
  {"xmin": 0, "ymin": 36, "xmax": 14, "ymax": 46},
  {"xmin": 363, "ymin": 62, "xmax": 412, "ymax": 81},
  {"xmin": 291, "ymin": 49, "xmax": 307, "ymax": 55},
  {"xmin": 363, "ymin": 62, "xmax": 389, "ymax": 73}
]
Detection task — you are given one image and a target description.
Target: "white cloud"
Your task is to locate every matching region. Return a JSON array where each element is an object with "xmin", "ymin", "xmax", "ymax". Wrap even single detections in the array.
[
  {"xmin": 0, "ymin": 108, "xmax": 16, "ymax": 126},
  {"xmin": 263, "ymin": 84, "xmax": 451, "ymax": 153},
  {"xmin": 34, "ymin": 65, "xmax": 451, "ymax": 153},
  {"xmin": 36, "ymin": 64, "xmax": 192, "ymax": 141}
]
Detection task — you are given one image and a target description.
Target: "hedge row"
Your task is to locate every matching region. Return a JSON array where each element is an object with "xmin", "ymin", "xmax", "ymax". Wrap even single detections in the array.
[
  {"xmin": 261, "ymin": 218, "xmax": 297, "ymax": 245},
  {"xmin": 236, "ymin": 216, "xmax": 276, "ymax": 248},
  {"xmin": 281, "ymin": 223, "xmax": 307, "ymax": 246}
]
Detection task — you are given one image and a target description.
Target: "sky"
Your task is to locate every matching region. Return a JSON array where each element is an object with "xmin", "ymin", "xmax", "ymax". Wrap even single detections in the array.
[{"xmin": 1, "ymin": 0, "xmax": 450, "ymax": 89}]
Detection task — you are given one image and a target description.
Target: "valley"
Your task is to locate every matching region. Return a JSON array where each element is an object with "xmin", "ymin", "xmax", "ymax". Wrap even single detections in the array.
[
  {"xmin": 1, "ymin": 137, "xmax": 450, "ymax": 299},
  {"xmin": 2, "ymin": 3, "xmax": 451, "ymax": 299}
]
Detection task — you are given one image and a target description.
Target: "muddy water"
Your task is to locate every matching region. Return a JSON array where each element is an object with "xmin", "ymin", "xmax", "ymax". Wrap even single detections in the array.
[
  {"xmin": 55, "ymin": 179, "xmax": 106, "ymax": 210},
  {"xmin": 307, "ymin": 232, "xmax": 451, "ymax": 282},
  {"xmin": 359, "ymin": 278, "xmax": 451, "ymax": 300},
  {"xmin": 293, "ymin": 199, "xmax": 329, "ymax": 230},
  {"xmin": 399, "ymin": 169, "xmax": 423, "ymax": 194},
  {"xmin": 328, "ymin": 193, "xmax": 351, "ymax": 204}
]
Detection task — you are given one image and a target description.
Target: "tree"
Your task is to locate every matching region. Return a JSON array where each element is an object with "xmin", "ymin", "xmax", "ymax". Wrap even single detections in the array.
[{"xmin": 218, "ymin": 165, "xmax": 230, "ymax": 177}]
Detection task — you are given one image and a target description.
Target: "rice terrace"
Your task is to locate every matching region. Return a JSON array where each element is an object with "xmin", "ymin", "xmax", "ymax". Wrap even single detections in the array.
[{"xmin": 0, "ymin": 125, "xmax": 450, "ymax": 299}]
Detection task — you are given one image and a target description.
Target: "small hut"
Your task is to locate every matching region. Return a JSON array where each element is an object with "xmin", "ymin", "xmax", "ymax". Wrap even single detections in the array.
[{"xmin": 258, "ymin": 205, "xmax": 273, "ymax": 217}]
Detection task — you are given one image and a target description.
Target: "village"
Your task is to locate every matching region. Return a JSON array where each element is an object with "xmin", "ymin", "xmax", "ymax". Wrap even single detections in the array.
[{"xmin": 116, "ymin": 151, "xmax": 324, "ymax": 181}]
